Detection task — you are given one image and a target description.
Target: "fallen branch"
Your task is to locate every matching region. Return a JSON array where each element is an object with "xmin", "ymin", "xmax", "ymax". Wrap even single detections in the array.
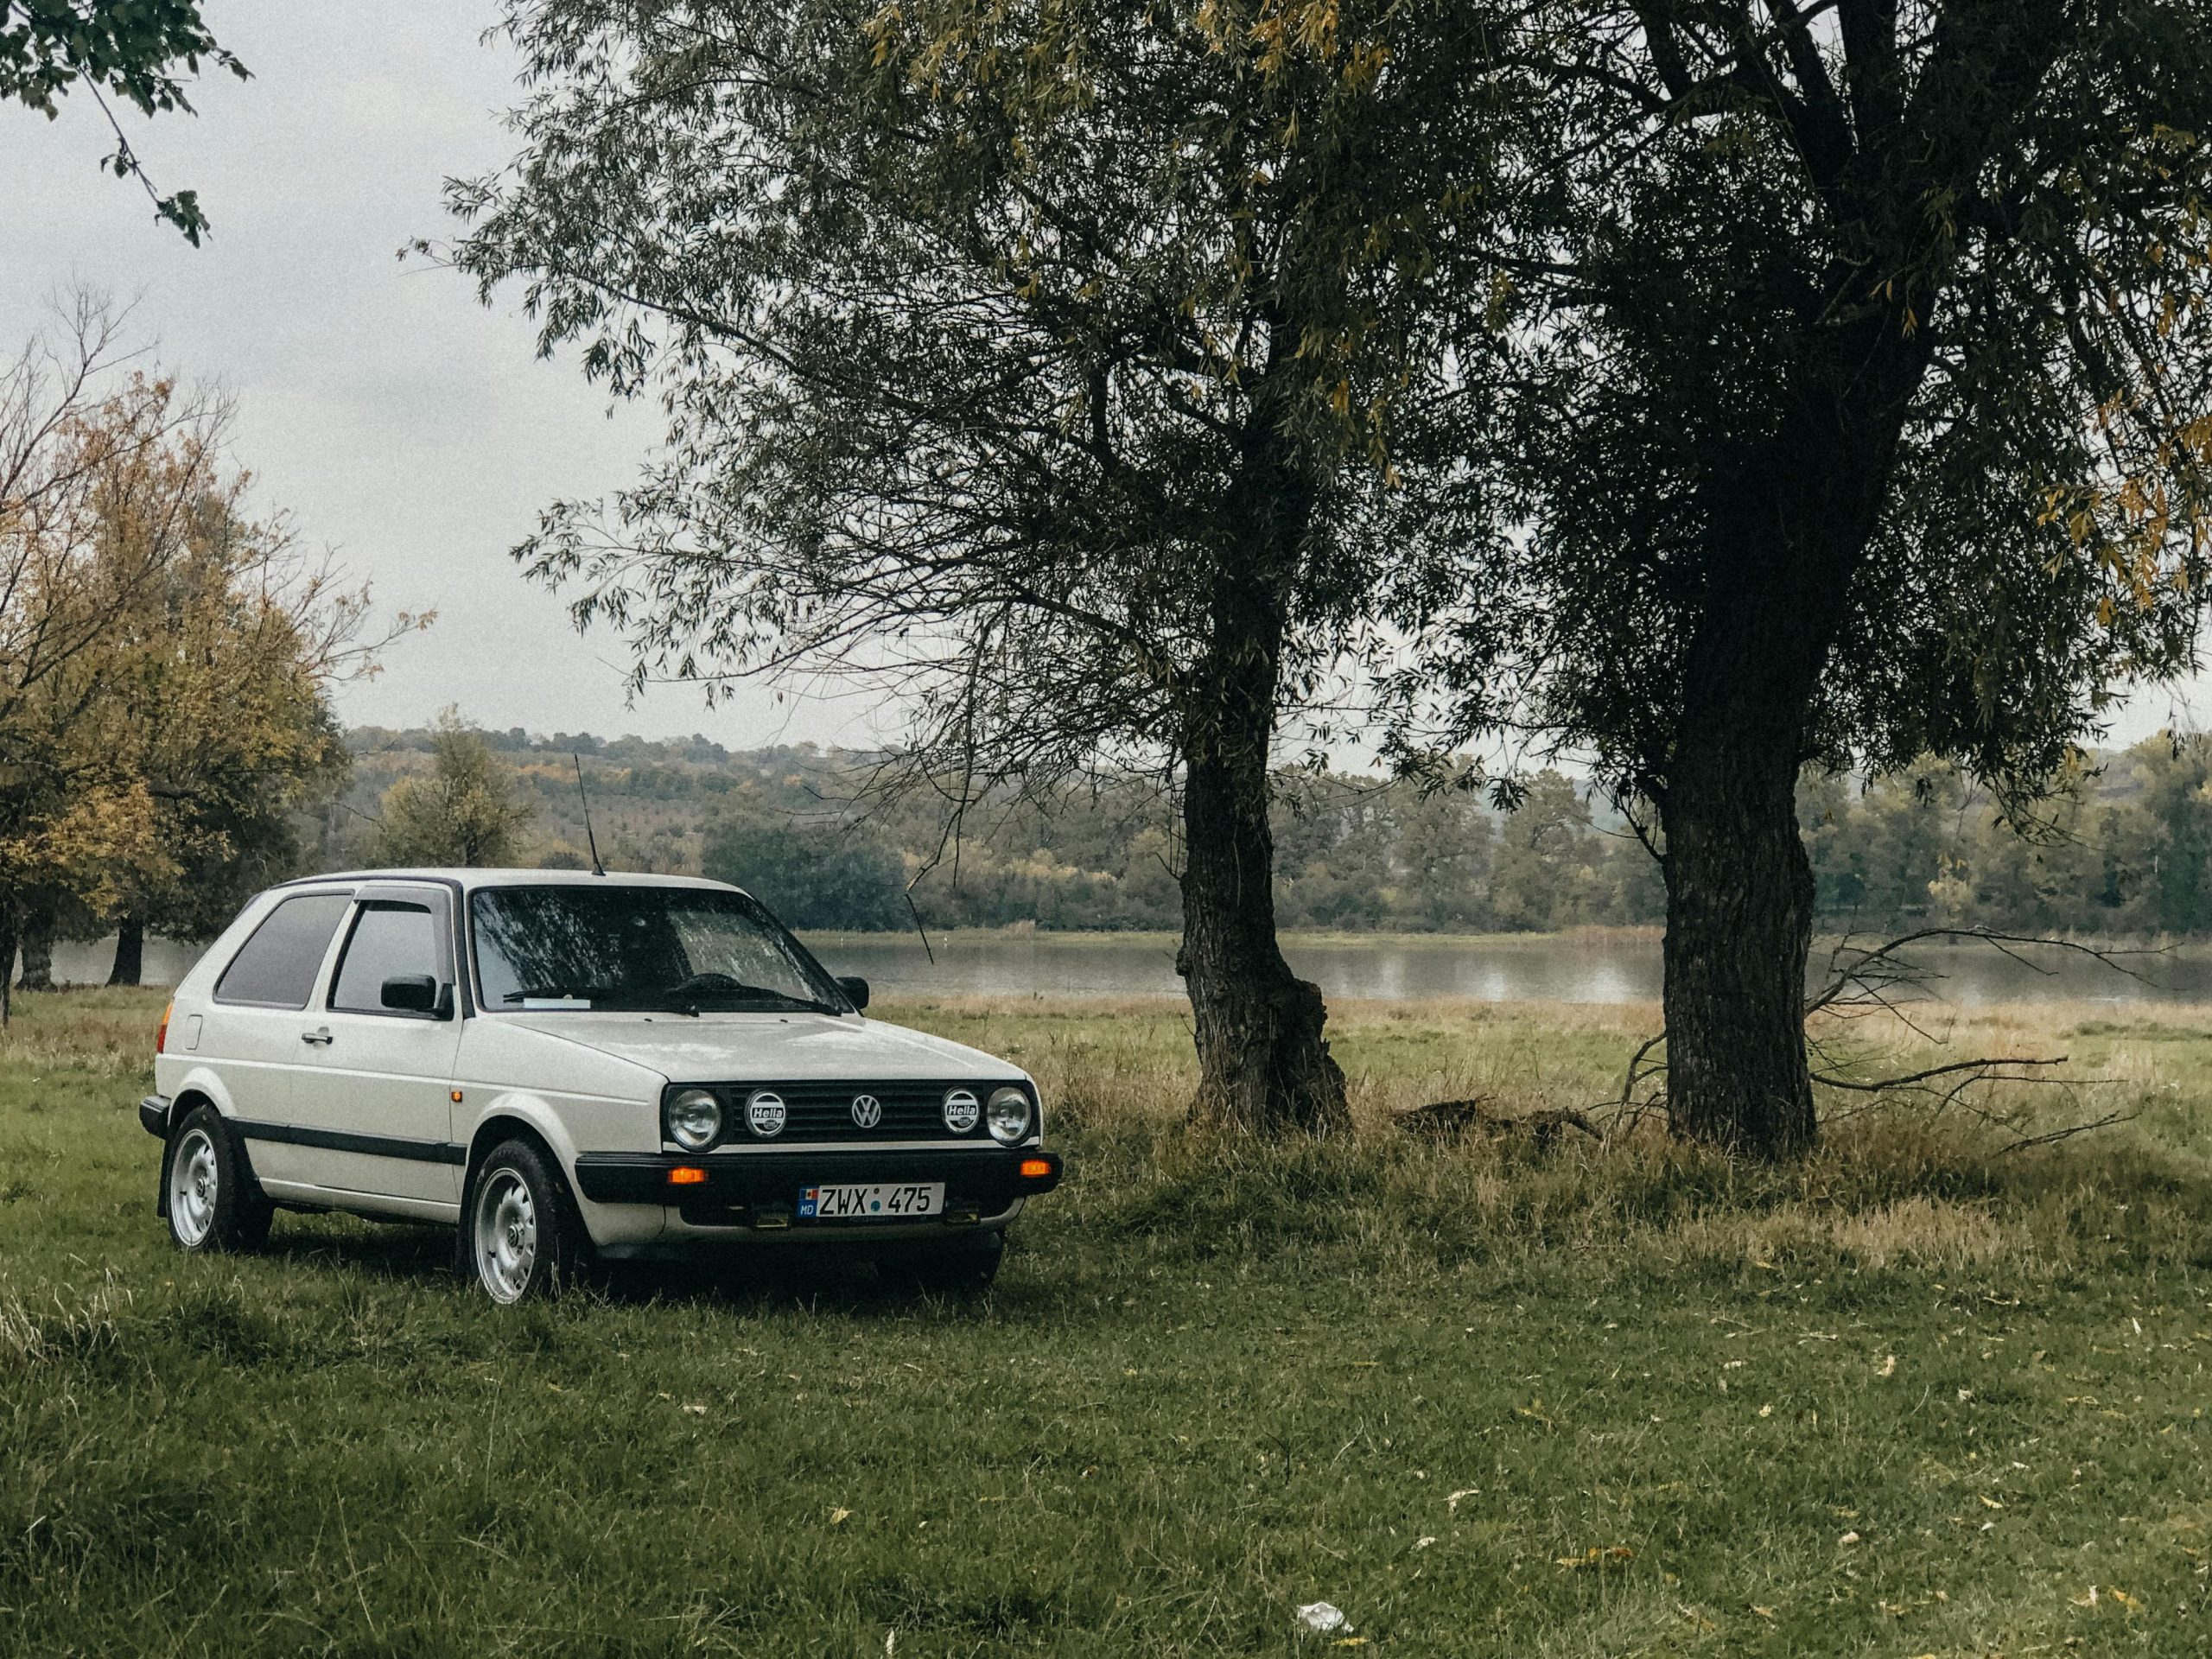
[
  {"xmin": 1395, "ymin": 1097, "xmax": 1600, "ymax": 1149},
  {"xmin": 1811, "ymin": 1055, "xmax": 2070, "ymax": 1092},
  {"xmin": 1998, "ymin": 1110, "xmax": 2136, "ymax": 1154},
  {"xmin": 1599, "ymin": 925, "xmax": 2152, "ymax": 1144},
  {"xmin": 1617, "ymin": 1030, "xmax": 1666, "ymax": 1109},
  {"xmin": 1807, "ymin": 926, "xmax": 2161, "ymax": 1018}
]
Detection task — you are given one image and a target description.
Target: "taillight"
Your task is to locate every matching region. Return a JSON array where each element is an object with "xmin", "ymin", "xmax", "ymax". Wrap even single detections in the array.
[{"xmin": 156, "ymin": 1001, "xmax": 172, "ymax": 1054}]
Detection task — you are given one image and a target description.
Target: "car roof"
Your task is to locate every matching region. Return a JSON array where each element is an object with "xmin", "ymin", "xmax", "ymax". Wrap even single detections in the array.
[{"xmin": 274, "ymin": 868, "xmax": 746, "ymax": 894}]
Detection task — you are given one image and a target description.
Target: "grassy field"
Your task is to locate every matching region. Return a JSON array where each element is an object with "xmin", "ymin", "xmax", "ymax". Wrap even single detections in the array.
[{"xmin": 5, "ymin": 989, "xmax": 2212, "ymax": 1655}]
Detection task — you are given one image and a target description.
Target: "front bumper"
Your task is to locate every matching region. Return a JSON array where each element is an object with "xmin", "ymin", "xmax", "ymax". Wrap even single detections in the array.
[{"xmin": 573, "ymin": 1146, "xmax": 1063, "ymax": 1228}]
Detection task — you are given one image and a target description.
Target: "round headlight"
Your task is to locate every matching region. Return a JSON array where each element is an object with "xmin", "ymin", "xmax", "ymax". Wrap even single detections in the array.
[
  {"xmin": 667, "ymin": 1088, "xmax": 722, "ymax": 1151},
  {"xmin": 942, "ymin": 1088, "xmax": 981, "ymax": 1135},
  {"xmin": 746, "ymin": 1090, "xmax": 787, "ymax": 1139},
  {"xmin": 986, "ymin": 1084, "xmax": 1033, "ymax": 1144}
]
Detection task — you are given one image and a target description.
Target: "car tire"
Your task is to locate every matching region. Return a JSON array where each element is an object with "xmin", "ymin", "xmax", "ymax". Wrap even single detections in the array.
[
  {"xmin": 884, "ymin": 1230, "xmax": 1005, "ymax": 1296},
  {"xmin": 465, "ymin": 1139, "xmax": 587, "ymax": 1303},
  {"xmin": 164, "ymin": 1105, "xmax": 273, "ymax": 1254}
]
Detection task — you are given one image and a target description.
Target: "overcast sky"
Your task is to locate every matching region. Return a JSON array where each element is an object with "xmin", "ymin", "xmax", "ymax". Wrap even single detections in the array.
[
  {"xmin": 0, "ymin": 0, "xmax": 880, "ymax": 749},
  {"xmin": 1, "ymin": 2, "xmax": 2202, "ymax": 758}
]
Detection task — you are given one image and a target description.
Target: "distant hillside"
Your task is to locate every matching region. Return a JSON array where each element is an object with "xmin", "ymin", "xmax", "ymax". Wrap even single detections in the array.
[{"xmin": 312, "ymin": 724, "xmax": 2212, "ymax": 939}]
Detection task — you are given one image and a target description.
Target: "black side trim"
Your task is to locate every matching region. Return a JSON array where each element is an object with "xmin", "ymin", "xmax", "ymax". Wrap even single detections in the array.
[
  {"xmin": 139, "ymin": 1094, "xmax": 172, "ymax": 1139},
  {"xmin": 232, "ymin": 1118, "xmax": 467, "ymax": 1166}
]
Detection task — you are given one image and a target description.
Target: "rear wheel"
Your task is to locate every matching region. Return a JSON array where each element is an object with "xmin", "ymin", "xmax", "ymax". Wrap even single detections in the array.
[
  {"xmin": 467, "ymin": 1139, "xmax": 586, "ymax": 1303},
  {"xmin": 165, "ymin": 1106, "xmax": 272, "ymax": 1254}
]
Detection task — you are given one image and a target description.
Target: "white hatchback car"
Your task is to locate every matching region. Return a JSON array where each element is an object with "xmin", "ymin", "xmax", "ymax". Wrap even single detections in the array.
[{"xmin": 142, "ymin": 870, "xmax": 1061, "ymax": 1300}]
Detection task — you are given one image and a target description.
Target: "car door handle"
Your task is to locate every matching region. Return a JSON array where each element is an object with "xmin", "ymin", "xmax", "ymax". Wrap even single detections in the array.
[{"xmin": 301, "ymin": 1027, "xmax": 334, "ymax": 1046}]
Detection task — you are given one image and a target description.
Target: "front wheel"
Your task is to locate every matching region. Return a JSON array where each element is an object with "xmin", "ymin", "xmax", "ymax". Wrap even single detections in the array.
[
  {"xmin": 165, "ymin": 1106, "xmax": 272, "ymax": 1254},
  {"xmin": 466, "ymin": 1140, "xmax": 586, "ymax": 1303}
]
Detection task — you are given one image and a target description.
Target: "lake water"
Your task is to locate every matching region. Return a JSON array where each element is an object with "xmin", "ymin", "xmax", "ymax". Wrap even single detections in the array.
[
  {"xmin": 60, "ymin": 930, "xmax": 2212, "ymax": 1007},
  {"xmin": 798, "ymin": 931, "xmax": 2212, "ymax": 1007}
]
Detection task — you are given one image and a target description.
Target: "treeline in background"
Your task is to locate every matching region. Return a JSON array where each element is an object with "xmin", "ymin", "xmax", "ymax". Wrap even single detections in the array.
[{"xmin": 318, "ymin": 718, "xmax": 2212, "ymax": 941}]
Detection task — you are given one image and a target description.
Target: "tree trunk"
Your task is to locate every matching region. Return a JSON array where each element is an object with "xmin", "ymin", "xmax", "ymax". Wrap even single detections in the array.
[
  {"xmin": 18, "ymin": 901, "xmax": 54, "ymax": 994},
  {"xmin": 1655, "ymin": 444, "xmax": 1871, "ymax": 1156},
  {"xmin": 1659, "ymin": 717, "xmax": 1819, "ymax": 1158},
  {"xmin": 1179, "ymin": 733, "xmax": 1349, "ymax": 1136},
  {"xmin": 0, "ymin": 904, "xmax": 18, "ymax": 1028},
  {"xmin": 108, "ymin": 914, "xmax": 145, "ymax": 988},
  {"xmin": 1175, "ymin": 393, "xmax": 1347, "ymax": 1137}
]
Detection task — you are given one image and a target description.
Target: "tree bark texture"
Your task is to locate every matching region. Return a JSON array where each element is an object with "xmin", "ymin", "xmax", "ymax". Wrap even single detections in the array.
[
  {"xmin": 0, "ymin": 905, "xmax": 18, "ymax": 1027},
  {"xmin": 108, "ymin": 914, "xmax": 145, "ymax": 988},
  {"xmin": 1658, "ymin": 397, "xmax": 1905, "ymax": 1158},
  {"xmin": 1660, "ymin": 704, "xmax": 1821, "ymax": 1159},
  {"xmin": 1179, "ymin": 728, "xmax": 1349, "ymax": 1136},
  {"xmin": 1176, "ymin": 410, "xmax": 1348, "ymax": 1137},
  {"xmin": 17, "ymin": 903, "xmax": 53, "ymax": 993}
]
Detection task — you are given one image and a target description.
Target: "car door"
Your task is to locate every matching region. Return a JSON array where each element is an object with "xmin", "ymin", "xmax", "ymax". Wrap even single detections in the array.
[
  {"xmin": 290, "ymin": 882, "xmax": 467, "ymax": 1208},
  {"xmin": 199, "ymin": 887, "xmax": 358, "ymax": 1189}
]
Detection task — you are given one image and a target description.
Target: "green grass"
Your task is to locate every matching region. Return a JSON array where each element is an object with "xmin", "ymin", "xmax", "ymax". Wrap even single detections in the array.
[{"xmin": 6, "ymin": 989, "xmax": 2212, "ymax": 1654}]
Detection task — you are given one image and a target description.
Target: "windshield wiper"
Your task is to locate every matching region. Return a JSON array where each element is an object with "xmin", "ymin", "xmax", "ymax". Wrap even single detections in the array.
[
  {"xmin": 662, "ymin": 975, "xmax": 837, "ymax": 1015},
  {"xmin": 501, "ymin": 985, "xmax": 604, "ymax": 1004}
]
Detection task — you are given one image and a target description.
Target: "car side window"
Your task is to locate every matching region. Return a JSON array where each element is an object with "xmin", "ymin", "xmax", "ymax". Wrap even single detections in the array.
[
  {"xmin": 329, "ymin": 902, "xmax": 440, "ymax": 1014},
  {"xmin": 213, "ymin": 894, "xmax": 353, "ymax": 1008}
]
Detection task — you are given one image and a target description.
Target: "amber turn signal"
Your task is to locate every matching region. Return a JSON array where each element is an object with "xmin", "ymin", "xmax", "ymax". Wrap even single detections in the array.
[
  {"xmin": 667, "ymin": 1166, "xmax": 709, "ymax": 1185},
  {"xmin": 1019, "ymin": 1157, "xmax": 1053, "ymax": 1179},
  {"xmin": 156, "ymin": 1001, "xmax": 173, "ymax": 1055}
]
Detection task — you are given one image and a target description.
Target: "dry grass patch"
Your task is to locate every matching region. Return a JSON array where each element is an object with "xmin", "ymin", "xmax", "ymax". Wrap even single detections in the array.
[{"xmin": 1671, "ymin": 1194, "xmax": 2022, "ymax": 1272}]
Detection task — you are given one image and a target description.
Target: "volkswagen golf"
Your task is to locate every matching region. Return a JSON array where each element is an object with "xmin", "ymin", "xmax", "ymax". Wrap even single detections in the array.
[{"xmin": 141, "ymin": 870, "xmax": 1062, "ymax": 1300}]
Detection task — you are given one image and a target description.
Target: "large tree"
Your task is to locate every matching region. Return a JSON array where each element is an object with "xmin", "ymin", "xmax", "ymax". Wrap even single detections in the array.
[
  {"xmin": 1425, "ymin": 0, "xmax": 2212, "ymax": 1154},
  {"xmin": 91, "ymin": 493, "xmax": 371, "ymax": 983},
  {"xmin": 448, "ymin": 0, "xmax": 1509, "ymax": 1132},
  {"xmin": 0, "ymin": 303, "xmax": 395, "ymax": 1001},
  {"xmin": 3, "ymin": 1, "xmax": 247, "ymax": 241}
]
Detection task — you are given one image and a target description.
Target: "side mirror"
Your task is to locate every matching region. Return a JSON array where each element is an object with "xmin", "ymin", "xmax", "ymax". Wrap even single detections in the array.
[
  {"xmin": 836, "ymin": 976, "xmax": 870, "ymax": 1013},
  {"xmin": 381, "ymin": 973, "xmax": 442, "ymax": 1015}
]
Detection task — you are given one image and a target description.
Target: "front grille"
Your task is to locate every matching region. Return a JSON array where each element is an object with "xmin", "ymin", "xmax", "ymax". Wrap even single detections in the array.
[{"xmin": 673, "ymin": 1079, "xmax": 1023, "ymax": 1147}]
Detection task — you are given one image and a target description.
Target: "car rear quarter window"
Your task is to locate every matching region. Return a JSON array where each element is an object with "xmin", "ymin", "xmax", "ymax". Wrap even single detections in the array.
[
  {"xmin": 329, "ymin": 903, "xmax": 438, "ymax": 1013},
  {"xmin": 213, "ymin": 893, "xmax": 353, "ymax": 1008}
]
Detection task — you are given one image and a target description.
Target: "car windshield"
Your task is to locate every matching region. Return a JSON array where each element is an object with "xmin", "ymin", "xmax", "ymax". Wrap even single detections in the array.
[{"xmin": 470, "ymin": 885, "xmax": 849, "ymax": 1015}]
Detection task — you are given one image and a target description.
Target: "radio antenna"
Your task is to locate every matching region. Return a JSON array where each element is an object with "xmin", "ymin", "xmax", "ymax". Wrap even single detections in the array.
[{"xmin": 572, "ymin": 753, "xmax": 606, "ymax": 876}]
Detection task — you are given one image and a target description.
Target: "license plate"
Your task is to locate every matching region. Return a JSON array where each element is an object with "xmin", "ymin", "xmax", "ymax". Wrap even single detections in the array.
[{"xmin": 798, "ymin": 1182, "xmax": 944, "ymax": 1220}]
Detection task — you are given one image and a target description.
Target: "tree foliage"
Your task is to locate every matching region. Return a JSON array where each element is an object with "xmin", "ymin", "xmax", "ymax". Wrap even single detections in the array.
[
  {"xmin": 448, "ymin": 0, "xmax": 1512, "ymax": 1133},
  {"xmin": 369, "ymin": 709, "xmax": 532, "ymax": 869},
  {"xmin": 2, "ymin": 0, "xmax": 247, "ymax": 241},
  {"xmin": 700, "ymin": 809, "xmax": 907, "ymax": 931},
  {"xmin": 0, "ymin": 302, "xmax": 397, "ymax": 996},
  {"xmin": 1415, "ymin": 0, "xmax": 2212, "ymax": 1154}
]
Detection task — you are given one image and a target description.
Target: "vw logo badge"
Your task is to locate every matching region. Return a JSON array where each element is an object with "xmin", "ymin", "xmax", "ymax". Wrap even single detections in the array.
[{"xmin": 850, "ymin": 1093, "xmax": 883, "ymax": 1129}]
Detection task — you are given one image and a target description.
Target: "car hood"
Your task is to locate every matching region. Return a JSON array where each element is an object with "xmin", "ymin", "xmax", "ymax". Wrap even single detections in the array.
[{"xmin": 496, "ymin": 1009, "xmax": 1027, "ymax": 1084}]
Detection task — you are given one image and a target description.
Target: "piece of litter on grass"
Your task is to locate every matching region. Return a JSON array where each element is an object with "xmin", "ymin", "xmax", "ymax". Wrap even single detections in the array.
[
  {"xmin": 1751, "ymin": 1605, "xmax": 1776, "ymax": 1620},
  {"xmin": 1414, "ymin": 1536, "xmax": 1436, "ymax": 1550},
  {"xmin": 1297, "ymin": 1602, "xmax": 1349, "ymax": 1635},
  {"xmin": 1446, "ymin": 1488, "xmax": 1480, "ymax": 1510},
  {"xmin": 683, "ymin": 1403, "xmax": 707, "ymax": 1414},
  {"xmin": 884, "ymin": 1632, "xmax": 897, "ymax": 1656},
  {"xmin": 1877, "ymin": 1355, "xmax": 1897, "ymax": 1377},
  {"xmin": 1839, "ymin": 1531, "xmax": 1861, "ymax": 1546},
  {"xmin": 829, "ymin": 1508, "xmax": 853, "ymax": 1526}
]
